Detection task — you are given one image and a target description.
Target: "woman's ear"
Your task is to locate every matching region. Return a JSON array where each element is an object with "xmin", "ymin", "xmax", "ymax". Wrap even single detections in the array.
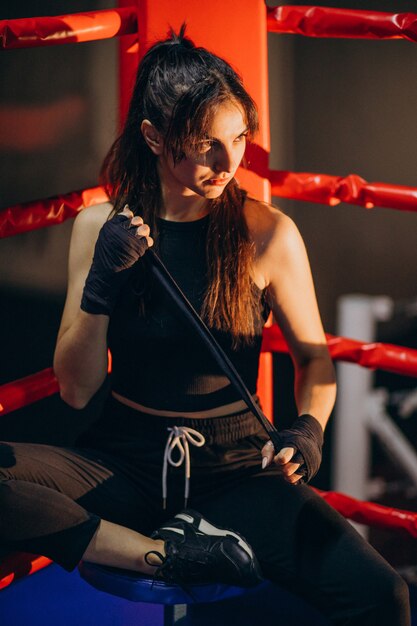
[{"xmin": 141, "ymin": 119, "xmax": 164, "ymax": 155}]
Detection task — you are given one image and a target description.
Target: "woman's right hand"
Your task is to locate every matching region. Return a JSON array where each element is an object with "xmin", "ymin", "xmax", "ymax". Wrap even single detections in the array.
[{"xmin": 80, "ymin": 205, "xmax": 153, "ymax": 316}]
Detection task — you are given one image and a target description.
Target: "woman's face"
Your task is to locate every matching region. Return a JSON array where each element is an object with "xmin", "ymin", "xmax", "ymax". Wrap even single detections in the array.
[{"xmin": 158, "ymin": 101, "xmax": 248, "ymax": 200}]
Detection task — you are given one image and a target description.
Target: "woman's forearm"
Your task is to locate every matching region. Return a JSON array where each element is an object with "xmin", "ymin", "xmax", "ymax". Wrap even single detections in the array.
[
  {"xmin": 293, "ymin": 355, "xmax": 337, "ymax": 431},
  {"xmin": 53, "ymin": 310, "xmax": 109, "ymax": 409}
]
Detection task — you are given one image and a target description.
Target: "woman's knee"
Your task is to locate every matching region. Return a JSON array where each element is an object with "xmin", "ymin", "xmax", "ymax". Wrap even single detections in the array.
[
  {"xmin": 367, "ymin": 569, "xmax": 410, "ymax": 624},
  {"xmin": 386, "ymin": 572, "xmax": 410, "ymax": 616}
]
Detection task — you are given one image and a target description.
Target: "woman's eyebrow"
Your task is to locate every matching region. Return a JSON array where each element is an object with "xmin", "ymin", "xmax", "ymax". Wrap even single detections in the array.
[{"xmin": 202, "ymin": 126, "xmax": 250, "ymax": 142}]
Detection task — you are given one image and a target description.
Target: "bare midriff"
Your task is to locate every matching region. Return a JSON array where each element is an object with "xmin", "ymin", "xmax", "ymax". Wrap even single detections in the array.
[{"xmin": 112, "ymin": 390, "xmax": 254, "ymax": 418}]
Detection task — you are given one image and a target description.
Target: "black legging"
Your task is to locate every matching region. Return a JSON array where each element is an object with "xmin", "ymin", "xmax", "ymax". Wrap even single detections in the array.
[{"xmin": 0, "ymin": 398, "xmax": 410, "ymax": 626}]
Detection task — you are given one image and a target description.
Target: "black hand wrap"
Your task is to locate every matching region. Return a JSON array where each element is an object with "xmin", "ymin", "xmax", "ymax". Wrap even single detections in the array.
[
  {"xmin": 81, "ymin": 214, "xmax": 149, "ymax": 316},
  {"xmin": 269, "ymin": 414, "xmax": 324, "ymax": 484}
]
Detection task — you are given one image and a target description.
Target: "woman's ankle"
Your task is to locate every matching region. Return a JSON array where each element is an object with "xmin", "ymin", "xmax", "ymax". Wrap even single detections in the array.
[{"xmin": 140, "ymin": 538, "xmax": 166, "ymax": 574}]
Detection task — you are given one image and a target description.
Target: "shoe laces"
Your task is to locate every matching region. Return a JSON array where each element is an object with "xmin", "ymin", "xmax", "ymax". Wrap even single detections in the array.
[{"xmin": 144, "ymin": 545, "xmax": 197, "ymax": 601}]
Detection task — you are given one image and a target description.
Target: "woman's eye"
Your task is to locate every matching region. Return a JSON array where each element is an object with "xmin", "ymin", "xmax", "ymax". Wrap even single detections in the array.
[{"xmin": 196, "ymin": 134, "xmax": 247, "ymax": 154}]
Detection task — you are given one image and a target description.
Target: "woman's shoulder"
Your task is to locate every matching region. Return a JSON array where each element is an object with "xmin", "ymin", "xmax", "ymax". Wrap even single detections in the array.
[
  {"xmin": 74, "ymin": 201, "xmax": 114, "ymax": 229},
  {"xmin": 243, "ymin": 196, "xmax": 299, "ymax": 252},
  {"xmin": 72, "ymin": 202, "xmax": 114, "ymax": 243},
  {"xmin": 243, "ymin": 197, "xmax": 308, "ymax": 289},
  {"xmin": 69, "ymin": 202, "xmax": 114, "ymax": 268}
]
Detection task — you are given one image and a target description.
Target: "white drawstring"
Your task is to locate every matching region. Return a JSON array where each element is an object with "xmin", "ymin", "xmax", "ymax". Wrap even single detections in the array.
[{"xmin": 162, "ymin": 425, "xmax": 206, "ymax": 509}]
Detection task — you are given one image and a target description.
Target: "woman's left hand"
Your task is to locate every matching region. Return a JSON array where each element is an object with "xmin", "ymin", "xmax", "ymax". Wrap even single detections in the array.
[
  {"xmin": 260, "ymin": 414, "xmax": 324, "ymax": 484},
  {"xmin": 261, "ymin": 442, "xmax": 305, "ymax": 485}
]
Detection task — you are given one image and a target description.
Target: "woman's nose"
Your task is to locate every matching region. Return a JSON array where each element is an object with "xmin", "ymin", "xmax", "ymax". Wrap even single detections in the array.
[{"xmin": 213, "ymin": 146, "xmax": 234, "ymax": 173}]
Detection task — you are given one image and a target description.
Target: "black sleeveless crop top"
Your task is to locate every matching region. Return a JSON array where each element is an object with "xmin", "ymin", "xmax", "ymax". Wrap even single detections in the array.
[{"xmin": 107, "ymin": 214, "xmax": 270, "ymax": 412}]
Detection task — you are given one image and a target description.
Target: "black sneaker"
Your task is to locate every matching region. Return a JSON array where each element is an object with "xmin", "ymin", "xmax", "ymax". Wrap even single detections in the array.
[{"xmin": 147, "ymin": 509, "xmax": 263, "ymax": 587}]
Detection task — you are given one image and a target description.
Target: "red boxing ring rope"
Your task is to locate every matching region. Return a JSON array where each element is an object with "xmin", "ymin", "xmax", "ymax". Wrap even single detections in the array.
[
  {"xmin": 0, "ymin": 8, "xmax": 137, "ymax": 50},
  {"xmin": 262, "ymin": 326, "xmax": 417, "ymax": 379},
  {"xmin": 0, "ymin": 555, "xmax": 52, "ymax": 591},
  {"xmin": 0, "ymin": 368, "xmax": 58, "ymax": 416},
  {"xmin": 315, "ymin": 489, "xmax": 417, "ymax": 538},
  {"xmin": 268, "ymin": 171, "xmax": 417, "ymax": 213},
  {"xmin": 0, "ymin": 186, "xmax": 108, "ymax": 238},
  {"xmin": 267, "ymin": 5, "xmax": 417, "ymax": 43},
  {"xmin": 244, "ymin": 143, "xmax": 417, "ymax": 213},
  {"xmin": 2, "ymin": 6, "xmax": 417, "ymax": 51}
]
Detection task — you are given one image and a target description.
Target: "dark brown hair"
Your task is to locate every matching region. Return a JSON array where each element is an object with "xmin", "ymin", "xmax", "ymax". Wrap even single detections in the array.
[{"xmin": 101, "ymin": 25, "xmax": 260, "ymax": 345}]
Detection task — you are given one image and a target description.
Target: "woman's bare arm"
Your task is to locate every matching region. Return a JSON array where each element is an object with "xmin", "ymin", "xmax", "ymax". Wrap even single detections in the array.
[
  {"xmin": 53, "ymin": 204, "xmax": 112, "ymax": 409},
  {"xmin": 249, "ymin": 201, "xmax": 336, "ymax": 428},
  {"xmin": 266, "ymin": 214, "xmax": 336, "ymax": 428},
  {"xmin": 247, "ymin": 200, "xmax": 336, "ymax": 482}
]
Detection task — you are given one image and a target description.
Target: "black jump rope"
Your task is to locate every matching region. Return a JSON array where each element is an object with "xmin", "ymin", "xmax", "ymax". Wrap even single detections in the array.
[{"xmin": 146, "ymin": 248, "xmax": 306, "ymax": 478}]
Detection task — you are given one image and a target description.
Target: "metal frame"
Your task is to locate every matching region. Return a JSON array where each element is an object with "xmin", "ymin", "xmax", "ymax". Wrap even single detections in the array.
[{"xmin": 333, "ymin": 294, "xmax": 417, "ymax": 514}]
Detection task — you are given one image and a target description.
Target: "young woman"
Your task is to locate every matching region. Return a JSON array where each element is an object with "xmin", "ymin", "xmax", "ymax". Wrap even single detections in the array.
[{"xmin": 0, "ymin": 28, "xmax": 410, "ymax": 625}]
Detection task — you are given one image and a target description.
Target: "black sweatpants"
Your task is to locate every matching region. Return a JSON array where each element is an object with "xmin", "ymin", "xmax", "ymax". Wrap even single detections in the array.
[{"xmin": 0, "ymin": 397, "xmax": 410, "ymax": 625}]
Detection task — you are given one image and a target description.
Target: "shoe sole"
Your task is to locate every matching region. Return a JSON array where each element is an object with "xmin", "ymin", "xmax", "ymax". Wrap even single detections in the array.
[{"xmin": 174, "ymin": 510, "xmax": 254, "ymax": 559}]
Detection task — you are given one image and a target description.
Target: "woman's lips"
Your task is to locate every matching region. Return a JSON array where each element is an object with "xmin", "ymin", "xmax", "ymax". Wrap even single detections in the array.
[{"xmin": 207, "ymin": 178, "xmax": 230, "ymax": 186}]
